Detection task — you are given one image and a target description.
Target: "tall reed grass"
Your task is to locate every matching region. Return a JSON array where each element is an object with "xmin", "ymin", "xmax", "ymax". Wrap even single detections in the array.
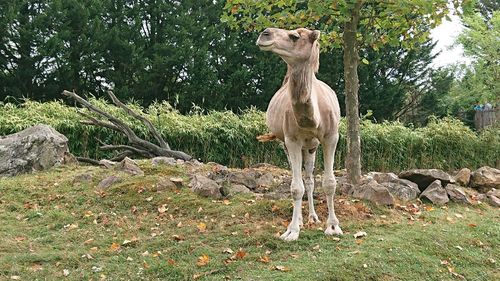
[{"xmin": 1, "ymin": 100, "xmax": 498, "ymax": 172}]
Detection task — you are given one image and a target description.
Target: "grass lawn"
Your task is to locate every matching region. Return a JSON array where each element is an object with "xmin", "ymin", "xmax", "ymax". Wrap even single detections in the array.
[{"xmin": 0, "ymin": 162, "xmax": 498, "ymax": 280}]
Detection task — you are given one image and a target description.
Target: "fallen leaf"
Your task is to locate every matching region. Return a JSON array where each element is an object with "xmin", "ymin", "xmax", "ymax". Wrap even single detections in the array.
[
  {"xmin": 127, "ymin": 256, "xmax": 134, "ymax": 261},
  {"xmin": 197, "ymin": 254, "xmax": 210, "ymax": 266},
  {"xmin": 455, "ymin": 246, "xmax": 463, "ymax": 251},
  {"xmin": 468, "ymin": 223, "xmax": 477, "ymax": 228},
  {"xmin": 355, "ymin": 239, "xmax": 364, "ymax": 245},
  {"xmin": 142, "ymin": 250, "xmax": 150, "ymax": 256},
  {"xmin": 197, "ymin": 207, "xmax": 203, "ymax": 213},
  {"xmin": 223, "ymin": 248, "xmax": 234, "ymax": 254},
  {"xmin": 168, "ymin": 259, "xmax": 176, "ymax": 266},
  {"xmin": 312, "ymin": 244, "xmax": 321, "ymax": 251},
  {"xmin": 271, "ymin": 205, "xmax": 280, "ymax": 212},
  {"xmin": 109, "ymin": 242, "xmax": 121, "ymax": 252},
  {"xmin": 274, "ymin": 265, "xmax": 291, "ymax": 272},
  {"xmin": 425, "ymin": 206, "xmax": 434, "ymax": 212},
  {"xmin": 172, "ymin": 235, "xmax": 184, "ymax": 242},
  {"xmin": 454, "ymin": 213, "xmax": 464, "ymax": 218},
  {"xmin": 363, "ymin": 264, "xmax": 368, "ymax": 268},
  {"xmin": 14, "ymin": 236, "xmax": 26, "ymax": 242},
  {"xmin": 222, "ymin": 199, "xmax": 231, "ymax": 205},
  {"xmin": 259, "ymin": 255, "xmax": 270, "ymax": 263},
  {"xmin": 231, "ymin": 249, "xmax": 247, "ymax": 260},
  {"xmin": 146, "ymin": 196, "xmax": 153, "ymax": 202},
  {"xmin": 177, "ymin": 221, "xmax": 183, "ymax": 228},
  {"xmin": 197, "ymin": 222, "xmax": 207, "ymax": 233},
  {"xmin": 63, "ymin": 269, "xmax": 70, "ymax": 276},
  {"xmin": 158, "ymin": 204, "xmax": 168, "ymax": 214},
  {"xmin": 143, "ymin": 261, "xmax": 150, "ymax": 269},
  {"xmin": 122, "ymin": 236, "xmax": 139, "ymax": 246},
  {"xmin": 353, "ymin": 231, "xmax": 367, "ymax": 238}
]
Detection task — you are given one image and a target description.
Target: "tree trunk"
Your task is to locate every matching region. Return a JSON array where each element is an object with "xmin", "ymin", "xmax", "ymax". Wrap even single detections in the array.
[{"xmin": 343, "ymin": 1, "xmax": 363, "ymax": 184}]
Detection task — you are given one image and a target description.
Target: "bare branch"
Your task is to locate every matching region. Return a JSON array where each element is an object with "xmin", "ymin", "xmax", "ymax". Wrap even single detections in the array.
[{"xmin": 107, "ymin": 91, "xmax": 170, "ymax": 149}]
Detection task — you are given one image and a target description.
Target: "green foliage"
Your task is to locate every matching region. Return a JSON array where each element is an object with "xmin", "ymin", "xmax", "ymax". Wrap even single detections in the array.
[
  {"xmin": 1, "ymin": 101, "xmax": 498, "ymax": 171},
  {"xmin": 449, "ymin": 11, "xmax": 500, "ymax": 111}
]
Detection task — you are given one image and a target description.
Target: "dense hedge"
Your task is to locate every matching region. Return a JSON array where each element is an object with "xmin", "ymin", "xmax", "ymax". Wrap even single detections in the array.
[{"xmin": 1, "ymin": 100, "xmax": 498, "ymax": 172}]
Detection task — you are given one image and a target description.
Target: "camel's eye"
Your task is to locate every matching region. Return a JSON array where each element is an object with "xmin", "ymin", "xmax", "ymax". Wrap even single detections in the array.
[{"xmin": 289, "ymin": 33, "xmax": 300, "ymax": 41}]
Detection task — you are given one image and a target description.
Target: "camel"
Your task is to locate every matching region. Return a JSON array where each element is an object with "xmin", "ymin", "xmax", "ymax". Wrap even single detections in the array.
[{"xmin": 256, "ymin": 27, "xmax": 342, "ymax": 241}]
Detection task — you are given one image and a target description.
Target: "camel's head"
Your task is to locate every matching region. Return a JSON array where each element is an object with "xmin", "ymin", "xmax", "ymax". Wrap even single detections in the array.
[{"xmin": 256, "ymin": 27, "xmax": 320, "ymax": 66}]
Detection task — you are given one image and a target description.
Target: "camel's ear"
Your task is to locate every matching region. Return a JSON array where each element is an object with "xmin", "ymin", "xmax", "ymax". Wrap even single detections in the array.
[{"xmin": 309, "ymin": 30, "xmax": 320, "ymax": 42}]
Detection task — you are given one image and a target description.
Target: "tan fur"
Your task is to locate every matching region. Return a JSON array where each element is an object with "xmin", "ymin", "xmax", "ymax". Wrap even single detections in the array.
[
  {"xmin": 256, "ymin": 27, "xmax": 340, "ymax": 145},
  {"xmin": 256, "ymin": 27, "xmax": 343, "ymax": 240}
]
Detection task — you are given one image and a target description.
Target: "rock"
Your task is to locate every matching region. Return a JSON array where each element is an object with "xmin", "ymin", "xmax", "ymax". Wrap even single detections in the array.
[
  {"xmin": 154, "ymin": 178, "xmax": 177, "ymax": 191},
  {"xmin": 366, "ymin": 172, "xmax": 420, "ymax": 202},
  {"xmin": 114, "ymin": 157, "xmax": 144, "ymax": 176},
  {"xmin": 486, "ymin": 188, "xmax": 499, "ymax": 197},
  {"xmin": 419, "ymin": 180, "xmax": 449, "ymax": 205},
  {"xmin": 151, "ymin": 157, "xmax": 176, "ymax": 166},
  {"xmin": 63, "ymin": 152, "xmax": 79, "ymax": 165},
  {"xmin": 367, "ymin": 172, "xmax": 399, "ymax": 183},
  {"xmin": 228, "ymin": 184, "xmax": 252, "ymax": 196},
  {"xmin": 454, "ymin": 168, "xmax": 471, "ymax": 186},
  {"xmin": 487, "ymin": 195, "xmax": 500, "ymax": 207},
  {"xmin": 445, "ymin": 184, "xmax": 472, "ymax": 204},
  {"xmin": 73, "ymin": 173, "xmax": 93, "ymax": 185},
  {"xmin": 99, "ymin": 159, "xmax": 116, "ymax": 169},
  {"xmin": 399, "ymin": 169, "xmax": 453, "ymax": 191},
  {"xmin": 263, "ymin": 179, "xmax": 291, "ymax": 200},
  {"xmin": 97, "ymin": 175, "xmax": 121, "ymax": 189},
  {"xmin": 228, "ymin": 170, "xmax": 258, "ymax": 190},
  {"xmin": 0, "ymin": 124, "xmax": 71, "ymax": 177},
  {"xmin": 256, "ymin": 172, "xmax": 274, "ymax": 188},
  {"xmin": 382, "ymin": 180, "xmax": 420, "ymax": 202},
  {"xmin": 189, "ymin": 174, "xmax": 222, "ymax": 199},
  {"xmin": 470, "ymin": 166, "xmax": 500, "ymax": 193},
  {"xmin": 351, "ymin": 180, "xmax": 395, "ymax": 205},
  {"xmin": 169, "ymin": 177, "xmax": 184, "ymax": 188}
]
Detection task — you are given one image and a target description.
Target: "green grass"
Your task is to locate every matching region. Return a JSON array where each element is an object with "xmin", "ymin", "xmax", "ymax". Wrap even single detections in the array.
[{"xmin": 0, "ymin": 162, "xmax": 499, "ymax": 280}]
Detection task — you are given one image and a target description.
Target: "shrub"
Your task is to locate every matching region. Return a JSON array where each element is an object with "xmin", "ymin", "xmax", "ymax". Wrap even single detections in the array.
[{"xmin": 1, "ymin": 100, "xmax": 498, "ymax": 172}]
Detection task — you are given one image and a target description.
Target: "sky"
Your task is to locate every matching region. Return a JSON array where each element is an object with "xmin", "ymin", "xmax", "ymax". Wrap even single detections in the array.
[{"xmin": 430, "ymin": 13, "xmax": 471, "ymax": 68}]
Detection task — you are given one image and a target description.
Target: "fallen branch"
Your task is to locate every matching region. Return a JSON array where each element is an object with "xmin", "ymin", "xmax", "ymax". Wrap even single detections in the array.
[{"xmin": 62, "ymin": 90, "xmax": 193, "ymax": 162}]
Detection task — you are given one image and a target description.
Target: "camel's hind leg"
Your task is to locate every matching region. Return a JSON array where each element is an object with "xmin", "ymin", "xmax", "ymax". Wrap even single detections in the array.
[
  {"xmin": 322, "ymin": 133, "xmax": 343, "ymax": 236},
  {"xmin": 280, "ymin": 138, "xmax": 304, "ymax": 241},
  {"xmin": 303, "ymin": 148, "xmax": 320, "ymax": 224}
]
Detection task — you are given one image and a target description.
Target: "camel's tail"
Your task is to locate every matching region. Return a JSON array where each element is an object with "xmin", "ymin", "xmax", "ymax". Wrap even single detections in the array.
[{"xmin": 256, "ymin": 133, "xmax": 277, "ymax": 142}]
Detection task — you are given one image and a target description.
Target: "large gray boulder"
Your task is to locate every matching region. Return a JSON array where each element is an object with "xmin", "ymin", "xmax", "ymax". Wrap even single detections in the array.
[
  {"xmin": 0, "ymin": 125, "xmax": 73, "ymax": 177},
  {"xmin": 189, "ymin": 174, "xmax": 222, "ymax": 199},
  {"xmin": 366, "ymin": 172, "xmax": 420, "ymax": 202},
  {"xmin": 454, "ymin": 168, "xmax": 471, "ymax": 187},
  {"xmin": 399, "ymin": 169, "xmax": 453, "ymax": 191},
  {"xmin": 420, "ymin": 180, "xmax": 449, "ymax": 205},
  {"xmin": 351, "ymin": 180, "xmax": 395, "ymax": 205},
  {"xmin": 445, "ymin": 184, "xmax": 471, "ymax": 204},
  {"xmin": 470, "ymin": 166, "xmax": 500, "ymax": 193}
]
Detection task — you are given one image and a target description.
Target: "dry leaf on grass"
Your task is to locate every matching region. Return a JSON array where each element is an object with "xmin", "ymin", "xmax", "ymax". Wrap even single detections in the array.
[
  {"xmin": 158, "ymin": 204, "xmax": 168, "ymax": 214},
  {"xmin": 231, "ymin": 249, "xmax": 247, "ymax": 260},
  {"xmin": 259, "ymin": 255, "xmax": 270, "ymax": 263},
  {"xmin": 274, "ymin": 265, "xmax": 291, "ymax": 272},
  {"xmin": 197, "ymin": 254, "xmax": 210, "ymax": 266},
  {"xmin": 353, "ymin": 231, "xmax": 367, "ymax": 238},
  {"xmin": 109, "ymin": 242, "xmax": 121, "ymax": 252},
  {"xmin": 197, "ymin": 222, "xmax": 207, "ymax": 233}
]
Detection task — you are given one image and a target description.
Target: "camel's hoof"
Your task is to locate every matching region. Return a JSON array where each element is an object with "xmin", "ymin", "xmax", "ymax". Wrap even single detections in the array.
[
  {"xmin": 280, "ymin": 229, "xmax": 300, "ymax": 241},
  {"xmin": 325, "ymin": 225, "xmax": 343, "ymax": 236},
  {"xmin": 308, "ymin": 214, "xmax": 321, "ymax": 224}
]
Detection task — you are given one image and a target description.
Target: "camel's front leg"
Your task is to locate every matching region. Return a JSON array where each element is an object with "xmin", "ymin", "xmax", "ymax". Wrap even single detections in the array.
[
  {"xmin": 323, "ymin": 134, "xmax": 343, "ymax": 236},
  {"xmin": 303, "ymin": 149, "xmax": 320, "ymax": 224},
  {"xmin": 280, "ymin": 138, "xmax": 304, "ymax": 241}
]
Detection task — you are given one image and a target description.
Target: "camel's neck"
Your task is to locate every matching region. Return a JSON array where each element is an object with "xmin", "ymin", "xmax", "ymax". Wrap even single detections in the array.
[
  {"xmin": 287, "ymin": 63, "xmax": 317, "ymax": 128},
  {"xmin": 288, "ymin": 63, "xmax": 314, "ymax": 104}
]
